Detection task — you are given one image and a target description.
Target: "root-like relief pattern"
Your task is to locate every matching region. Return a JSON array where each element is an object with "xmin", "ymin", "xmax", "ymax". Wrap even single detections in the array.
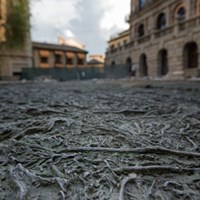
[{"xmin": 0, "ymin": 80, "xmax": 200, "ymax": 200}]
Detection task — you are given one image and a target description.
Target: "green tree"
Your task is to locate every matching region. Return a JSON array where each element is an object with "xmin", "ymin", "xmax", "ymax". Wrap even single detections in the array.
[{"xmin": 3, "ymin": 0, "xmax": 30, "ymax": 50}]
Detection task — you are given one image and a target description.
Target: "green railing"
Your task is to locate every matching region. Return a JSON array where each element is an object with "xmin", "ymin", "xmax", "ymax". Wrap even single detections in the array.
[{"xmin": 21, "ymin": 65, "xmax": 129, "ymax": 81}]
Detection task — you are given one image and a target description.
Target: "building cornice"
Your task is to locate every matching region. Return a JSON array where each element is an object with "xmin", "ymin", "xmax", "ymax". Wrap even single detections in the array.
[
  {"xmin": 130, "ymin": 0, "xmax": 179, "ymax": 21},
  {"xmin": 32, "ymin": 42, "xmax": 88, "ymax": 54}
]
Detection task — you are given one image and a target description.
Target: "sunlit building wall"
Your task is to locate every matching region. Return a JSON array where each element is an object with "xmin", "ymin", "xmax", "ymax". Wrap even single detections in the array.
[
  {"xmin": 87, "ymin": 54, "xmax": 105, "ymax": 68},
  {"xmin": 106, "ymin": 0, "xmax": 200, "ymax": 79},
  {"xmin": 32, "ymin": 42, "xmax": 87, "ymax": 69},
  {"xmin": 0, "ymin": 0, "xmax": 32, "ymax": 80}
]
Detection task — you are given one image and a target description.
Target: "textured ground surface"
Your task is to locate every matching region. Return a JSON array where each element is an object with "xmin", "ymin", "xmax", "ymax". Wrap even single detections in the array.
[{"xmin": 0, "ymin": 80, "xmax": 200, "ymax": 200}]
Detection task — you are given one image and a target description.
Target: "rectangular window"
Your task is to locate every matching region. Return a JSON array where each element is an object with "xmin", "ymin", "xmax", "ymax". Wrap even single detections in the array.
[
  {"xmin": 78, "ymin": 59, "xmax": 84, "ymax": 65},
  {"xmin": 66, "ymin": 57, "xmax": 73, "ymax": 65},
  {"xmin": 40, "ymin": 56, "xmax": 48, "ymax": 64},
  {"xmin": 55, "ymin": 54, "xmax": 62, "ymax": 64},
  {"xmin": 66, "ymin": 52, "xmax": 74, "ymax": 65},
  {"xmin": 111, "ymin": 45, "xmax": 115, "ymax": 49},
  {"xmin": 77, "ymin": 53, "xmax": 85, "ymax": 65},
  {"xmin": 139, "ymin": 0, "xmax": 146, "ymax": 9},
  {"xmin": 13, "ymin": 72, "xmax": 22, "ymax": 76},
  {"xmin": 39, "ymin": 50, "xmax": 49, "ymax": 65}
]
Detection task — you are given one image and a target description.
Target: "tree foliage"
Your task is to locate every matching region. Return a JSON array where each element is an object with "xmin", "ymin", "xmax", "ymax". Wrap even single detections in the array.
[{"xmin": 3, "ymin": 0, "xmax": 29, "ymax": 50}]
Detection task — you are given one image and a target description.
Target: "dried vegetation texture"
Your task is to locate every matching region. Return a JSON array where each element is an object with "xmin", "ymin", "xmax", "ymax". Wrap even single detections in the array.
[{"xmin": 0, "ymin": 80, "xmax": 200, "ymax": 200}]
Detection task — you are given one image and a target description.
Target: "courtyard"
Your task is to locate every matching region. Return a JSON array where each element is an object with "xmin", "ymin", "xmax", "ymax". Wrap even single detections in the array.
[{"xmin": 0, "ymin": 80, "xmax": 200, "ymax": 199}]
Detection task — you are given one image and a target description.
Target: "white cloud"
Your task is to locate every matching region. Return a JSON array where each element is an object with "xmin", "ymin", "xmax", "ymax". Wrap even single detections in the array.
[
  {"xmin": 31, "ymin": 0, "xmax": 80, "ymax": 42},
  {"xmin": 64, "ymin": 29, "xmax": 75, "ymax": 38},
  {"xmin": 31, "ymin": 0, "xmax": 130, "ymax": 53},
  {"xmin": 100, "ymin": 0, "xmax": 130, "ymax": 31}
]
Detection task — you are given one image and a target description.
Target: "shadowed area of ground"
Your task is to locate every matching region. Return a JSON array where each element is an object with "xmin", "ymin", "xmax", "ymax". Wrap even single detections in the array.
[{"xmin": 0, "ymin": 80, "xmax": 200, "ymax": 200}]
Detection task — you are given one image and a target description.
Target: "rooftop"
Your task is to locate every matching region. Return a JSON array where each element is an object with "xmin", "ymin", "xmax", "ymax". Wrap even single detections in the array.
[{"xmin": 32, "ymin": 42, "xmax": 88, "ymax": 54}]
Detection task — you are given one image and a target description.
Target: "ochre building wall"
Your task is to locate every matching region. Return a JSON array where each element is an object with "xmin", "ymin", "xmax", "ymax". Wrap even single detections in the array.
[
  {"xmin": 32, "ymin": 43, "xmax": 87, "ymax": 69},
  {"xmin": 0, "ymin": 0, "xmax": 32, "ymax": 80}
]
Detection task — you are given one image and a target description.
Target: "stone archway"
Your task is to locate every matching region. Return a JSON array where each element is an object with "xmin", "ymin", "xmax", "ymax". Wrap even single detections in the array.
[
  {"xmin": 111, "ymin": 61, "xmax": 116, "ymax": 66},
  {"xmin": 158, "ymin": 49, "xmax": 168, "ymax": 76},
  {"xmin": 126, "ymin": 57, "xmax": 132, "ymax": 75},
  {"xmin": 183, "ymin": 42, "xmax": 198, "ymax": 69},
  {"xmin": 139, "ymin": 54, "xmax": 148, "ymax": 77}
]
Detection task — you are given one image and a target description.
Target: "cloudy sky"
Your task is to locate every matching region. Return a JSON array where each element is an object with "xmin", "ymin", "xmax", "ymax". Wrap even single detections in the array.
[{"xmin": 30, "ymin": 0, "xmax": 130, "ymax": 55}]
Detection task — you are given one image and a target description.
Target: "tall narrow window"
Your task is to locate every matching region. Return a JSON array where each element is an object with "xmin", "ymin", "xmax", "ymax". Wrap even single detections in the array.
[
  {"xmin": 66, "ymin": 52, "xmax": 74, "ymax": 65},
  {"xmin": 157, "ymin": 13, "xmax": 166, "ymax": 30},
  {"xmin": 39, "ymin": 50, "xmax": 49, "ymax": 65},
  {"xmin": 177, "ymin": 7, "xmax": 186, "ymax": 21},
  {"xmin": 111, "ymin": 61, "xmax": 115, "ymax": 66},
  {"xmin": 77, "ymin": 53, "xmax": 85, "ymax": 65},
  {"xmin": 139, "ymin": 0, "xmax": 146, "ymax": 9},
  {"xmin": 138, "ymin": 24, "xmax": 145, "ymax": 37}
]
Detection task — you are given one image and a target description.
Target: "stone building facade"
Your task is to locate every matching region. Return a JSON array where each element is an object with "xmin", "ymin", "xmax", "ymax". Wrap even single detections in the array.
[
  {"xmin": 32, "ymin": 42, "xmax": 87, "ymax": 69},
  {"xmin": 0, "ymin": 0, "xmax": 32, "ymax": 80},
  {"xmin": 105, "ymin": 0, "xmax": 200, "ymax": 79},
  {"xmin": 106, "ymin": 30, "xmax": 130, "ymax": 66},
  {"xmin": 87, "ymin": 54, "xmax": 105, "ymax": 68}
]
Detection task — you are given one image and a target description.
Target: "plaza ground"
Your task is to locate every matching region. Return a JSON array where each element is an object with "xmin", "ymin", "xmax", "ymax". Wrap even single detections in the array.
[{"xmin": 0, "ymin": 80, "xmax": 200, "ymax": 199}]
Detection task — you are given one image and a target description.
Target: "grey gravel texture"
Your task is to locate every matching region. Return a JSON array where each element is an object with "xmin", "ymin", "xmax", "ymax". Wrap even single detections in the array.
[{"xmin": 0, "ymin": 80, "xmax": 200, "ymax": 200}]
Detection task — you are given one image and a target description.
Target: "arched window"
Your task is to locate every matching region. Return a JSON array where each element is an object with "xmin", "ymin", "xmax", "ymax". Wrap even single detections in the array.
[
  {"xmin": 139, "ymin": 0, "xmax": 146, "ymax": 9},
  {"xmin": 157, "ymin": 13, "xmax": 166, "ymax": 30},
  {"xmin": 138, "ymin": 24, "xmax": 145, "ymax": 37},
  {"xmin": 177, "ymin": 7, "xmax": 186, "ymax": 21}
]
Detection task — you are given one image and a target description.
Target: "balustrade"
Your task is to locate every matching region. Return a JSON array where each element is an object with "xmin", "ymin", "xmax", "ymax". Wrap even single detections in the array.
[
  {"xmin": 154, "ymin": 26, "xmax": 174, "ymax": 38},
  {"xmin": 137, "ymin": 34, "xmax": 151, "ymax": 44}
]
